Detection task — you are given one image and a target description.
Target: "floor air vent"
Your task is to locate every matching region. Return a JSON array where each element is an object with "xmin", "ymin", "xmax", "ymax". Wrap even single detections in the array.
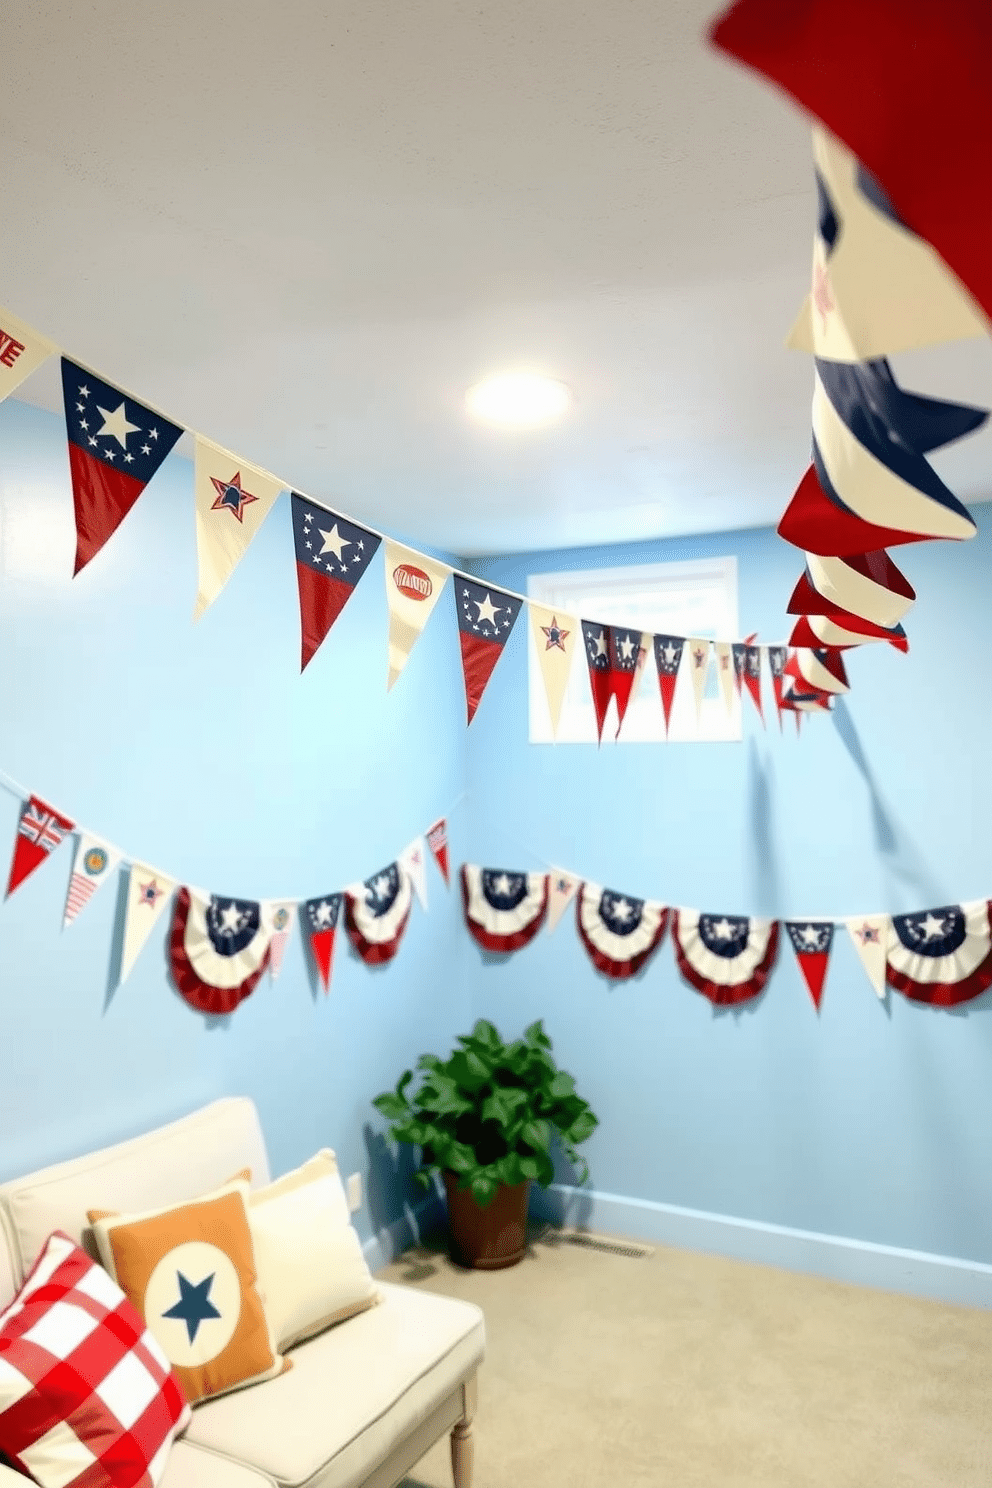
[{"xmin": 552, "ymin": 1229, "xmax": 654, "ymax": 1259}]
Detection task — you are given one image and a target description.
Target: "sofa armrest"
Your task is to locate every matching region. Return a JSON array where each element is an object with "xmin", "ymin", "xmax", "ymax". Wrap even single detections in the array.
[{"xmin": 0, "ymin": 1467, "xmax": 27, "ymax": 1485}]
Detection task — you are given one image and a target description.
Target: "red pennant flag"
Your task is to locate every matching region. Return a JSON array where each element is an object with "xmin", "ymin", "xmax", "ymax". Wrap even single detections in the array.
[
  {"xmin": 652, "ymin": 635, "xmax": 684, "ymax": 736},
  {"xmin": 779, "ymin": 464, "xmax": 941, "ymax": 559},
  {"xmin": 784, "ymin": 920, "xmax": 835, "ymax": 1010},
  {"xmin": 61, "ymin": 360, "xmax": 183, "ymax": 575},
  {"xmin": 787, "ymin": 570, "xmax": 912, "ymax": 646},
  {"xmin": 580, "ymin": 622, "xmax": 643, "ymax": 741},
  {"xmin": 427, "ymin": 819, "xmax": 450, "ymax": 885},
  {"xmin": 455, "ymin": 578, "xmax": 524, "ymax": 724},
  {"xmin": 291, "ymin": 495, "xmax": 381, "ymax": 671},
  {"xmin": 7, "ymin": 795, "xmax": 75, "ymax": 897},
  {"xmin": 302, "ymin": 892, "xmax": 342, "ymax": 992},
  {"xmin": 710, "ymin": 0, "xmax": 992, "ymax": 322}
]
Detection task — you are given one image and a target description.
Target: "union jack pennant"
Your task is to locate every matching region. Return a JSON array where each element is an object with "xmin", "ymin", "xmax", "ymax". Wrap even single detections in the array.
[{"xmin": 7, "ymin": 795, "xmax": 75, "ymax": 898}]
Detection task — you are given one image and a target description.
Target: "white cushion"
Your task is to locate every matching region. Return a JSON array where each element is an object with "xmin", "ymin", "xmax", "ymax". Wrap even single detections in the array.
[
  {"xmin": 247, "ymin": 1152, "xmax": 379, "ymax": 1351},
  {"xmin": 161, "ymin": 1440, "xmax": 276, "ymax": 1487},
  {"xmin": 183, "ymin": 1281, "xmax": 485, "ymax": 1488}
]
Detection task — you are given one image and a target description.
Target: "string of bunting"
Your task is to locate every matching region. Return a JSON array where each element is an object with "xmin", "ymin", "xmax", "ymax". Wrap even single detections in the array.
[
  {"xmin": 461, "ymin": 862, "xmax": 992, "ymax": 1011},
  {"xmin": 0, "ymin": 767, "xmax": 453, "ymax": 1012},
  {"xmin": 711, "ymin": 0, "xmax": 991, "ymax": 712},
  {"xmin": 3, "ymin": 302, "xmax": 826, "ymax": 736}
]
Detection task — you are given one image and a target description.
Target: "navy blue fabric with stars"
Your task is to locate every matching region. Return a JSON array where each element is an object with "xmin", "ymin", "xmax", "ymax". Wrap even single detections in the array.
[
  {"xmin": 61, "ymin": 358, "xmax": 182, "ymax": 478},
  {"xmin": 304, "ymin": 893, "xmax": 342, "ymax": 934},
  {"xmin": 599, "ymin": 888, "xmax": 645, "ymax": 938},
  {"xmin": 653, "ymin": 634, "xmax": 684, "ymax": 678},
  {"xmin": 456, "ymin": 577, "xmax": 522, "ymax": 643},
  {"xmin": 892, "ymin": 906, "xmax": 967, "ymax": 958},
  {"xmin": 785, "ymin": 921, "xmax": 833, "ymax": 957},
  {"xmin": 481, "ymin": 869, "xmax": 528, "ymax": 911},
  {"xmin": 361, "ymin": 863, "xmax": 403, "ymax": 916},
  {"xmin": 205, "ymin": 897, "xmax": 262, "ymax": 957},
  {"xmin": 290, "ymin": 493, "xmax": 380, "ymax": 586},
  {"xmin": 699, "ymin": 914, "xmax": 751, "ymax": 958}
]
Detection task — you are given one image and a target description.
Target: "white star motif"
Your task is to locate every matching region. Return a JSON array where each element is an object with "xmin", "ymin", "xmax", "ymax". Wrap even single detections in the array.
[
  {"xmin": 218, "ymin": 903, "xmax": 243, "ymax": 933},
  {"xmin": 611, "ymin": 897, "xmax": 633, "ymax": 923},
  {"xmin": 76, "ymin": 402, "xmax": 84, "ymax": 413},
  {"xmin": 313, "ymin": 899, "xmax": 335, "ymax": 927},
  {"xmin": 711, "ymin": 917, "xmax": 734, "ymax": 940},
  {"xmin": 124, "ymin": 452, "xmax": 133, "ymax": 463},
  {"xmin": 370, "ymin": 873, "xmax": 392, "ymax": 901},
  {"xmin": 618, "ymin": 634, "xmax": 635, "ymax": 661},
  {"xmin": 78, "ymin": 385, "xmax": 90, "ymax": 398},
  {"xmin": 87, "ymin": 435, "xmax": 98, "ymax": 447},
  {"xmin": 79, "ymin": 419, "xmax": 88, "ymax": 430},
  {"xmin": 141, "ymin": 444, "xmax": 151, "ymax": 456},
  {"xmin": 318, "ymin": 523, "xmax": 350, "ymax": 561},
  {"xmin": 104, "ymin": 447, "xmax": 116, "ymax": 461},
  {"xmin": 493, "ymin": 873, "xmax": 512, "ymax": 896},
  {"xmin": 148, "ymin": 427, "xmax": 159, "ymax": 440},
  {"xmin": 919, "ymin": 912, "xmax": 946, "ymax": 941},
  {"xmin": 475, "ymin": 593, "xmax": 501, "ymax": 628},
  {"xmin": 800, "ymin": 924, "xmax": 822, "ymax": 948},
  {"xmin": 592, "ymin": 630, "xmax": 607, "ymax": 659},
  {"xmin": 663, "ymin": 642, "xmax": 677, "ymax": 664},
  {"xmin": 96, "ymin": 401, "xmax": 141, "ymax": 448}
]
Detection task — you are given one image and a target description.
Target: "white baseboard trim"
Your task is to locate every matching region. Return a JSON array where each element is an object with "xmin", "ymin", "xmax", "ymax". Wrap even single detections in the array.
[
  {"xmin": 364, "ymin": 1192, "xmax": 446, "ymax": 1274},
  {"xmin": 528, "ymin": 1184, "xmax": 992, "ymax": 1310}
]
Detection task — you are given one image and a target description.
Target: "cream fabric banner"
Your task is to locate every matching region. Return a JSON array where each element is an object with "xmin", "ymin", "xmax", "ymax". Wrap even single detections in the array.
[
  {"xmin": 713, "ymin": 642, "xmax": 735, "ymax": 716},
  {"xmin": 846, "ymin": 914, "xmax": 891, "ymax": 1000},
  {"xmin": 687, "ymin": 639, "xmax": 711, "ymax": 721},
  {"xmin": 383, "ymin": 541, "xmax": 452, "ymax": 688},
  {"xmin": 546, "ymin": 869, "xmax": 580, "ymax": 934},
  {"xmin": 64, "ymin": 833, "xmax": 121, "ymax": 928},
  {"xmin": 262, "ymin": 901, "xmax": 297, "ymax": 981},
  {"xmin": 399, "ymin": 837, "xmax": 429, "ymax": 911},
  {"xmin": 193, "ymin": 437, "xmax": 285, "ymax": 619},
  {"xmin": 528, "ymin": 603, "xmax": 577, "ymax": 738},
  {"xmin": 121, "ymin": 863, "xmax": 177, "ymax": 982},
  {"xmin": 0, "ymin": 306, "xmax": 55, "ymax": 403}
]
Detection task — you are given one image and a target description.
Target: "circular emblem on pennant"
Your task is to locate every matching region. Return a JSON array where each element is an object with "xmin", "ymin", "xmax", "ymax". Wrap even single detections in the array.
[
  {"xmin": 145, "ymin": 1240, "xmax": 242, "ymax": 1366},
  {"xmin": 393, "ymin": 564, "xmax": 432, "ymax": 600},
  {"xmin": 83, "ymin": 846, "xmax": 108, "ymax": 876},
  {"xmin": 272, "ymin": 906, "xmax": 290, "ymax": 931}
]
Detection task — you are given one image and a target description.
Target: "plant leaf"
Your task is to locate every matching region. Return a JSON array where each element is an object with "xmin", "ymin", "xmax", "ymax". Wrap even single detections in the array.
[
  {"xmin": 470, "ymin": 1172, "xmax": 499, "ymax": 1207},
  {"xmin": 518, "ymin": 1155, "xmax": 540, "ymax": 1180},
  {"xmin": 416, "ymin": 1053, "xmax": 445, "ymax": 1072},
  {"xmin": 521, "ymin": 1118, "xmax": 551, "ymax": 1154},
  {"xmin": 566, "ymin": 1109, "xmax": 598, "ymax": 1144},
  {"xmin": 372, "ymin": 1093, "xmax": 410, "ymax": 1121},
  {"xmin": 548, "ymin": 1071, "xmax": 576, "ymax": 1100}
]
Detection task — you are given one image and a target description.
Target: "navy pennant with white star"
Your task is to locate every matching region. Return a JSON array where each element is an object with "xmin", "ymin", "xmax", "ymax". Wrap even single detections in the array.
[
  {"xmin": 291, "ymin": 494, "xmax": 381, "ymax": 670},
  {"xmin": 455, "ymin": 577, "xmax": 523, "ymax": 724}
]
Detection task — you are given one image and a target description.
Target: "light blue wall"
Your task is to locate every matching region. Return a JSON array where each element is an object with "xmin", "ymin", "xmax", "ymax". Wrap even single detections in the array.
[
  {"xmin": 464, "ymin": 515, "xmax": 992, "ymax": 1267},
  {"xmin": 0, "ymin": 397, "xmax": 471, "ymax": 1245}
]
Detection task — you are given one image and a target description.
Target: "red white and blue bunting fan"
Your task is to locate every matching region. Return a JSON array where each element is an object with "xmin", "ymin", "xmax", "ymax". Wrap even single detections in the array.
[
  {"xmin": 461, "ymin": 865, "xmax": 548, "ymax": 953},
  {"xmin": 304, "ymin": 892, "xmax": 343, "ymax": 992},
  {"xmin": 886, "ymin": 901, "xmax": 992, "ymax": 1007},
  {"xmin": 672, "ymin": 910, "xmax": 779, "ymax": 1006},
  {"xmin": 576, "ymin": 882, "xmax": 669, "ymax": 981},
  {"xmin": 169, "ymin": 889, "xmax": 272, "ymax": 1016},
  {"xmin": 345, "ymin": 862, "xmax": 412, "ymax": 965},
  {"xmin": 784, "ymin": 920, "xmax": 834, "ymax": 1010}
]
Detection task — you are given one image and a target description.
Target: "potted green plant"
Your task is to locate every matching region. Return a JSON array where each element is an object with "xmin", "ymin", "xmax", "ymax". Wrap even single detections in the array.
[{"xmin": 372, "ymin": 1018, "xmax": 598, "ymax": 1269}]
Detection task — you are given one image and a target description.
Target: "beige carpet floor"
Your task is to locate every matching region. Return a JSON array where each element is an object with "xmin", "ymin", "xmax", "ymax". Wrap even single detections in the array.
[{"xmin": 376, "ymin": 1222, "xmax": 992, "ymax": 1488}]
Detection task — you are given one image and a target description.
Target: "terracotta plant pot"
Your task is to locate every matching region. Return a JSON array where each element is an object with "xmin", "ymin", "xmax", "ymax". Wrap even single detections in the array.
[{"xmin": 442, "ymin": 1172, "xmax": 532, "ymax": 1270}]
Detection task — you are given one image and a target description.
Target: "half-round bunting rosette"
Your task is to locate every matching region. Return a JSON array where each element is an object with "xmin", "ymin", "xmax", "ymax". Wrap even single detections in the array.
[
  {"xmin": 672, "ymin": 910, "xmax": 779, "ymax": 1005},
  {"xmin": 170, "ymin": 887, "xmax": 272, "ymax": 1015},
  {"xmin": 345, "ymin": 861, "xmax": 413, "ymax": 965},
  {"xmin": 461, "ymin": 865, "xmax": 548, "ymax": 953},
  {"xmin": 576, "ymin": 882, "xmax": 668, "ymax": 980},
  {"xmin": 886, "ymin": 901, "xmax": 992, "ymax": 1007}
]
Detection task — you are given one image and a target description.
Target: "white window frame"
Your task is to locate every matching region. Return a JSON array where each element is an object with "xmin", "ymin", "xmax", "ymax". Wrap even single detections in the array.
[{"xmin": 527, "ymin": 557, "xmax": 741, "ymax": 744}]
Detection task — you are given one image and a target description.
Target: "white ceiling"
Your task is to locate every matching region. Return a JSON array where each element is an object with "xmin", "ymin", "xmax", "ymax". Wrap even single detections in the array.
[{"xmin": 2, "ymin": 0, "xmax": 989, "ymax": 557}]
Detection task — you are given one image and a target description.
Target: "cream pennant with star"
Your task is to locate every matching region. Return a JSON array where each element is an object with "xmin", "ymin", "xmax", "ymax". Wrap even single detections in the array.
[
  {"xmin": 713, "ymin": 642, "xmax": 735, "ymax": 716},
  {"xmin": 121, "ymin": 863, "xmax": 177, "ymax": 982},
  {"xmin": 528, "ymin": 603, "xmax": 577, "ymax": 738},
  {"xmin": 398, "ymin": 837, "xmax": 429, "ymax": 911},
  {"xmin": 687, "ymin": 639, "xmax": 711, "ymax": 722},
  {"xmin": 193, "ymin": 437, "xmax": 285, "ymax": 619},
  {"xmin": 845, "ymin": 914, "xmax": 891, "ymax": 999},
  {"xmin": 545, "ymin": 868, "xmax": 580, "ymax": 934}
]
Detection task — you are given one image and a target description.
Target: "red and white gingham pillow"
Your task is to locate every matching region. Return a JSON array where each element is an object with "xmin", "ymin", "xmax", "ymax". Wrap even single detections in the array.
[{"xmin": 0, "ymin": 1231, "xmax": 190, "ymax": 1487}]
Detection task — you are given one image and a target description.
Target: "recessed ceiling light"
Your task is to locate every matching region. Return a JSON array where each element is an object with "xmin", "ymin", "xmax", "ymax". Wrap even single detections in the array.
[{"xmin": 465, "ymin": 373, "xmax": 571, "ymax": 428}]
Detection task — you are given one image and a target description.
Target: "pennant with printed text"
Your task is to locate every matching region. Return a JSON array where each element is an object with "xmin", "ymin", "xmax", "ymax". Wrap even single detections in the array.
[
  {"xmin": 576, "ymin": 881, "xmax": 669, "ymax": 980},
  {"xmin": 345, "ymin": 862, "xmax": 413, "ymax": 965},
  {"xmin": 886, "ymin": 901, "xmax": 992, "ymax": 1007},
  {"xmin": 462, "ymin": 865, "xmax": 548, "ymax": 954},
  {"xmin": 121, "ymin": 863, "xmax": 177, "ymax": 982},
  {"xmin": 846, "ymin": 914, "xmax": 890, "ymax": 999},
  {"xmin": 528, "ymin": 603, "xmax": 577, "ymax": 737},
  {"xmin": 303, "ymin": 892, "xmax": 342, "ymax": 992},
  {"xmin": 0, "ymin": 306, "xmax": 55, "ymax": 404},
  {"xmin": 292, "ymin": 494, "xmax": 381, "ymax": 670},
  {"xmin": 785, "ymin": 920, "xmax": 834, "ymax": 1010},
  {"xmin": 61, "ymin": 359, "xmax": 183, "ymax": 576},
  {"xmin": 672, "ymin": 910, "xmax": 779, "ymax": 1005},
  {"xmin": 456, "ymin": 578, "xmax": 524, "ymax": 724},
  {"xmin": 170, "ymin": 888, "xmax": 271, "ymax": 1016},
  {"xmin": 427, "ymin": 818, "xmax": 450, "ymax": 885},
  {"xmin": 193, "ymin": 438, "xmax": 284, "ymax": 619},
  {"xmin": 64, "ymin": 833, "xmax": 121, "ymax": 927},
  {"xmin": 546, "ymin": 868, "xmax": 580, "ymax": 934},
  {"xmin": 653, "ymin": 635, "xmax": 684, "ymax": 736},
  {"xmin": 262, "ymin": 901, "xmax": 297, "ymax": 981},
  {"xmin": 7, "ymin": 795, "xmax": 75, "ymax": 898},
  {"xmin": 384, "ymin": 540, "xmax": 452, "ymax": 689}
]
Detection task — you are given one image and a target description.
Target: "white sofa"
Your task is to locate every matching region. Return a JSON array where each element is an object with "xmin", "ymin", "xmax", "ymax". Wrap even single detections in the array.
[{"xmin": 0, "ymin": 1098, "xmax": 485, "ymax": 1488}]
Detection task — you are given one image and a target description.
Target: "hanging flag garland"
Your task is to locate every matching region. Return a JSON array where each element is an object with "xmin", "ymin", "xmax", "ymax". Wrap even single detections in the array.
[
  {"xmin": 6, "ymin": 795, "xmax": 74, "ymax": 898},
  {"xmin": 426, "ymin": 818, "xmax": 450, "ymax": 885},
  {"xmin": 784, "ymin": 920, "xmax": 834, "ymax": 1011},
  {"xmin": 576, "ymin": 882, "xmax": 669, "ymax": 981},
  {"xmin": 672, "ymin": 910, "xmax": 779, "ymax": 1006},
  {"xmin": 383, "ymin": 541, "xmax": 452, "ymax": 689},
  {"xmin": 64, "ymin": 834, "xmax": 121, "ymax": 928},
  {"xmin": 303, "ymin": 892, "xmax": 343, "ymax": 993},
  {"xmin": 461, "ymin": 865, "xmax": 548, "ymax": 953},
  {"xmin": 263, "ymin": 901, "xmax": 296, "ymax": 982},
  {"xmin": 0, "ymin": 305, "xmax": 55, "ymax": 404},
  {"xmin": 292, "ymin": 494, "xmax": 382, "ymax": 671},
  {"xmin": 169, "ymin": 889, "xmax": 272, "ymax": 1016},
  {"xmin": 192, "ymin": 439, "xmax": 285, "ymax": 620},
  {"xmin": 529, "ymin": 604, "xmax": 578, "ymax": 738},
  {"xmin": 886, "ymin": 901, "xmax": 992, "ymax": 1007},
  {"xmin": 345, "ymin": 862, "xmax": 413, "ymax": 965},
  {"xmin": 121, "ymin": 863, "xmax": 177, "ymax": 983},
  {"xmin": 456, "ymin": 578, "xmax": 524, "ymax": 725},
  {"xmin": 546, "ymin": 868, "xmax": 581, "ymax": 934}
]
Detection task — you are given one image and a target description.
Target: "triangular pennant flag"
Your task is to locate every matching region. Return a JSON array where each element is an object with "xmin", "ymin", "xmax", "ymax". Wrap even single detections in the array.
[
  {"xmin": 787, "ymin": 647, "xmax": 850, "ymax": 695},
  {"xmin": 7, "ymin": 795, "xmax": 75, "ymax": 898},
  {"xmin": 767, "ymin": 645, "xmax": 788, "ymax": 729},
  {"xmin": 731, "ymin": 643, "xmax": 747, "ymax": 695},
  {"xmin": 546, "ymin": 868, "xmax": 580, "ymax": 934},
  {"xmin": 609, "ymin": 626, "xmax": 644, "ymax": 739},
  {"xmin": 652, "ymin": 635, "xmax": 685, "ymax": 736},
  {"xmin": 384, "ymin": 540, "xmax": 452, "ymax": 689},
  {"xmin": 713, "ymin": 641, "xmax": 735, "ymax": 715},
  {"xmin": 786, "ymin": 126, "xmax": 988, "ymax": 362},
  {"xmin": 121, "ymin": 864, "xmax": 177, "ymax": 982},
  {"xmin": 807, "ymin": 550, "xmax": 915, "ymax": 631},
  {"xmin": 0, "ymin": 306, "xmax": 55, "ymax": 404},
  {"xmin": 426, "ymin": 819, "xmax": 449, "ymax": 885},
  {"xmin": 528, "ymin": 603, "xmax": 578, "ymax": 738},
  {"xmin": 687, "ymin": 639, "xmax": 711, "ymax": 721},
  {"xmin": 64, "ymin": 833, "xmax": 121, "ymax": 927},
  {"xmin": 787, "ymin": 575, "xmax": 910, "ymax": 650},
  {"xmin": 61, "ymin": 359, "xmax": 183, "ymax": 576},
  {"xmin": 455, "ymin": 578, "xmax": 524, "ymax": 724},
  {"xmin": 262, "ymin": 901, "xmax": 297, "ymax": 981},
  {"xmin": 743, "ymin": 645, "xmax": 764, "ymax": 723},
  {"xmin": 399, "ymin": 837, "xmax": 429, "ymax": 911},
  {"xmin": 581, "ymin": 620, "xmax": 614, "ymax": 742},
  {"xmin": 846, "ymin": 914, "xmax": 891, "ymax": 999},
  {"xmin": 291, "ymin": 494, "xmax": 382, "ymax": 670},
  {"xmin": 785, "ymin": 920, "xmax": 835, "ymax": 1010},
  {"xmin": 193, "ymin": 438, "xmax": 285, "ymax": 619},
  {"xmin": 303, "ymin": 893, "xmax": 342, "ymax": 992}
]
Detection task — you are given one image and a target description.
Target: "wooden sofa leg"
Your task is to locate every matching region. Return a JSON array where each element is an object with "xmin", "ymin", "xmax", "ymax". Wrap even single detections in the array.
[{"xmin": 450, "ymin": 1373, "xmax": 477, "ymax": 1488}]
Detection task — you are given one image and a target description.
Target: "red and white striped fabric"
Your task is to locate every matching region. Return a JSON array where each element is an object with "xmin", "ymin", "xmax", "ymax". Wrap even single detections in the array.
[{"xmin": 0, "ymin": 1231, "xmax": 190, "ymax": 1487}]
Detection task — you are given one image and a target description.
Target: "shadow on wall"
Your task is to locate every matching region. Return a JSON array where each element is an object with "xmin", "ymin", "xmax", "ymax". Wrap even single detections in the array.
[
  {"xmin": 527, "ymin": 1135, "xmax": 594, "ymax": 1233},
  {"xmin": 363, "ymin": 1120, "xmax": 422, "ymax": 1235}
]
